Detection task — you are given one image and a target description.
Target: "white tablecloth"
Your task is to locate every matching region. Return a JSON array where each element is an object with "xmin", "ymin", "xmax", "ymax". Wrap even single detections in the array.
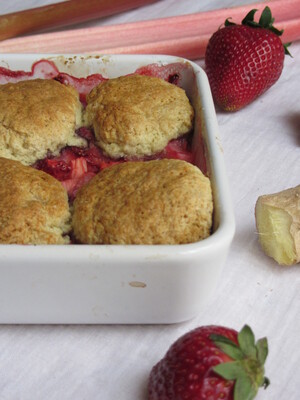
[{"xmin": 0, "ymin": 1, "xmax": 299, "ymax": 399}]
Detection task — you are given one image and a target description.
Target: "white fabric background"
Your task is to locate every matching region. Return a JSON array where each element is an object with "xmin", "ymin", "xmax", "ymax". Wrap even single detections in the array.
[{"xmin": 0, "ymin": 1, "xmax": 299, "ymax": 399}]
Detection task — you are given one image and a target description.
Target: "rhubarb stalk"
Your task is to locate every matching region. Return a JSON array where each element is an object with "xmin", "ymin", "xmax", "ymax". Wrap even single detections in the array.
[
  {"xmin": 0, "ymin": 0, "xmax": 299, "ymax": 58},
  {"xmin": 0, "ymin": 0, "xmax": 159, "ymax": 41}
]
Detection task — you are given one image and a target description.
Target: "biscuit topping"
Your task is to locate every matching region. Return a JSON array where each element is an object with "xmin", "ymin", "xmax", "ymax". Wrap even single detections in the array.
[
  {"xmin": 0, "ymin": 157, "xmax": 71, "ymax": 245},
  {"xmin": 0, "ymin": 78, "xmax": 86, "ymax": 165},
  {"xmin": 72, "ymin": 159, "xmax": 213, "ymax": 245},
  {"xmin": 84, "ymin": 74, "xmax": 194, "ymax": 159}
]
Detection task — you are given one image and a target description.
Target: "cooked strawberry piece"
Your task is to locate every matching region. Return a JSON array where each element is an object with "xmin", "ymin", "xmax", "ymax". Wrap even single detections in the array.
[
  {"xmin": 55, "ymin": 72, "xmax": 107, "ymax": 104},
  {"xmin": 84, "ymin": 145, "xmax": 104, "ymax": 167},
  {"xmin": 134, "ymin": 62, "xmax": 189, "ymax": 85},
  {"xmin": 68, "ymin": 145, "xmax": 106, "ymax": 168},
  {"xmin": 70, "ymin": 157, "xmax": 88, "ymax": 179},
  {"xmin": 76, "ymin": 127, "xmax": 95, "ymax": 141},
  {"xmin": 69, "ymin": 145, "xmax": 97, "ymax": 160},
  {"xmin": 59, "ymin": 147, "xmax": 78, "ymax": 163},
  {"xmin": 162, "ymin": 137, "xmax": 194, "ymax": 163},
  {"xmin": 91, "ymin": 145, "xmax": 123, "ymax": 169},
  {"xmin": 35, "ymin": 158, "xmax": 72, "ymax": 181},
  {"xmin": 37, "ymin": 154, "xmax": 93, "ymax": 200},
  {"xmin": 31, "ymin": 60, "xmax": 60, "ymax": 79},
  {"xmin": 62, "ymin": 172, "xmax": 96, "ymax": 201},
  {"xmin": 167, "ymin": 73, "xmax": 180, "ymax": 85},
  {"xmin": 70, "ymin": 143, "xmax": 124, "ymax": 169},
  {"xmin": 99, "ymin": 157, "xmax": 123, "ymax": 170}
]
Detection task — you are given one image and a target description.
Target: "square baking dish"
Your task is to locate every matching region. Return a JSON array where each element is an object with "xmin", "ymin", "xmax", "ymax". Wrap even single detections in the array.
[{"xmin": 0, "ymin": 54, "xmax": 235, "ymax": 324}]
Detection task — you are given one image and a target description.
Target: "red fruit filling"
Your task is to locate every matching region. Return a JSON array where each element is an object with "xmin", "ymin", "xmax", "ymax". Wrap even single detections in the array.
[
  {"xmin": 34, "ymin": 128, "xmax": 123, "ymax": 200},
  {"xmin": 34, "ymin": 127, "xmax": 194, "ymax": 201},
  {"xmin": 0, "ymin": 60, "xmax": 59, "ymax": 84},
  {"xmin": 135, "ymin": 62, "xmax": 189, "ymax": 85},
  {"xmin": 160, "ymin": 136, "xmax": 194, "ymax": 163}
]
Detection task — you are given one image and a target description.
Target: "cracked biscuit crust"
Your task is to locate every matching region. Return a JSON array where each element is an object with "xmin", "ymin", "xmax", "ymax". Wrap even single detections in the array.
[
  {"xmin": 84, "ymin": 75, "xmax": 194, "ymax": 158},
  {"xmin": 0, "ymin": 157, "xmax": 71, "ymax": 244},
  {"xmin": 72, "ymin": 159, "xmax": 213, "ymax": 244},
  {"xmin": 0, "ymin": 79, "xmax": 85, "ymax": 165}
]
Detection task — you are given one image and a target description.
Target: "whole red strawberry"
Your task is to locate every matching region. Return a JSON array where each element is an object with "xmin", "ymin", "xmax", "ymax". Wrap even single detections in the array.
[
  {"xmin": 205, "ymin": 7, "xmax": 290, "ymax": 111},
  {"xmin": 148, "ymin": 325, "xmax": 269, "ymax": 400}
]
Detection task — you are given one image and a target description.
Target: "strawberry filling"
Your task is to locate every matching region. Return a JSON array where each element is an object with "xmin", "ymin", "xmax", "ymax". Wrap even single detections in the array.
[
  {"xmin": 135, "ymin": 62, "xmax": 189, "ymax": 86},
  {"xmin": 34, "ymin": 128, "xmax": 194, "ymax": 201},
  {"xmin": 0, "ymin": 60, "xmax": 203, "ymax": 201}
]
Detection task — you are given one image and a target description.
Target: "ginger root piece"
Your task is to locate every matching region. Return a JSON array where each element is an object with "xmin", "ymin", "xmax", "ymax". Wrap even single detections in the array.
[{"xmin": 255, "ymin": 185, "xmax": 300, "ymax": 265}]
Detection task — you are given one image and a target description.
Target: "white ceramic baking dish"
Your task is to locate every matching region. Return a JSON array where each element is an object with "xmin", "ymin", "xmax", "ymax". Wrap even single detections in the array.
[{"xmin": 0, "ymin": 54, "xmax": 235, "ymax": 324}]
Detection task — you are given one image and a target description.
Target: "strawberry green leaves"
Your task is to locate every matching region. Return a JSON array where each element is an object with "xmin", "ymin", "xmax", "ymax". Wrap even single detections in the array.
[
  {"xmin": 259, "ymin": 6, "xmax": 272, "ymax": 25},
  {"xmin": 242, "ymin": 7, "xmax": 281, "ymax": 34},
  {"xmin": 226, "ymin": 6, "xmax": 291, "ymax": 54},
  {"xmin": 241, "ymin": 9, "xmax": 259, "ymax": 26},
  {"xmin": 210, "ymin": 333, "xmax": 244, "ymax": 360},
  {"xmin": 256, "ymin": 337, "xmax": 269, "ymax": 365},
  {"xmin": 211, "ymin": 325, "xmax": 270, "ymax": 400},
  {"xmin": 238, "ymin": 325, "xmax": 256, "ymax": 357},
  {"xmin": 243, "ymin": 7, "xmax": 292, "ymax": 55}
]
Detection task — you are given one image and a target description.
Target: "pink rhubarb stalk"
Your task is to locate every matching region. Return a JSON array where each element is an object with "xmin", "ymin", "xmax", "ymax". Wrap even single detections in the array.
[
  {"xmin": 0, "ymin": 0, "xmax": 299, "ymax": 58},
  {"xmin": 0, "ymin": 0, "xmax": 159, "ymax": 41}
]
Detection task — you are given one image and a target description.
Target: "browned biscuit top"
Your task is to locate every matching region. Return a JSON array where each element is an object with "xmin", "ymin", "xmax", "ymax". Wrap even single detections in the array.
[
  {"xmin": 0, "ymin": 157, "xmax": 71, "ymax": 244},
  {"xmin": 0, "ymin": 79, "xmax": 85, "ymax": 165},
  {"xmin": 72, "ymin": 159, "xmax": 213, "ymax": 244},
  {"xmin": 84, "ymin": 74, "xmax": 194, "ymax": 158}
]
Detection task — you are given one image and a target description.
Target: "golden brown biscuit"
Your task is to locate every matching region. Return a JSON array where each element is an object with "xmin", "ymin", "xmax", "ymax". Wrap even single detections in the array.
[
  {"xmin": 84, "ymin": 75, "xmax": 194, "ymax": 158},
  {"xmin": 0, "ymin": 79, "xmax": 85, "ymax": 165},
  {"xmin": 72, "ymin": 159, "xmax": 213, "ymax": 244},
  {"xmin": 0, "ymin": 157, "xmax": 71, "ymax": 244}
]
